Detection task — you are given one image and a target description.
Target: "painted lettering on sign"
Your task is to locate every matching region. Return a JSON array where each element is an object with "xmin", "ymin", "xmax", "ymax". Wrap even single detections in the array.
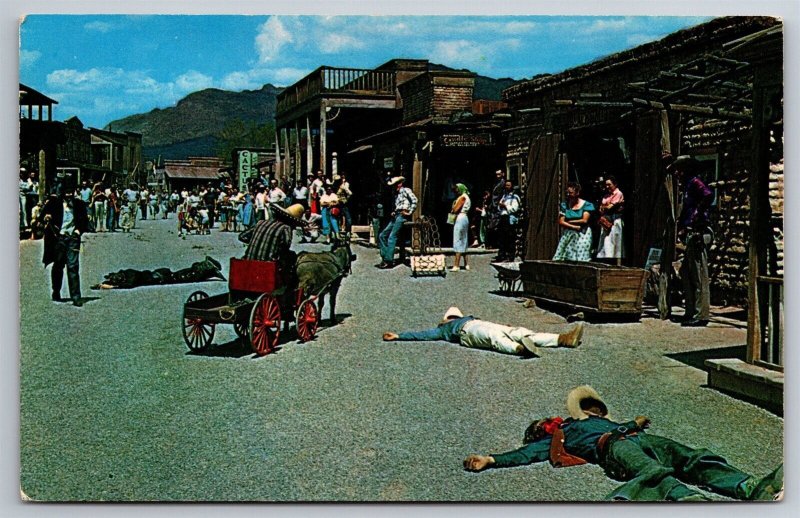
[
  {"xmin": 238, "ymin": 150, "xmax": 252, "ymax": 191},
  {"xmin": 440, "ymin": 133, "xmax": 494, "ymax": 147}
]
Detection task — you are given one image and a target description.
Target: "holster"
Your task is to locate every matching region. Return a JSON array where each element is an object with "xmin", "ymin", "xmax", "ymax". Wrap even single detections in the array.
[
  {"xmin": 596, "ymin": 426, "xmax": 639, "ymax": 479},
  {"xmin": 549, "ymin": 427, "xmax": 588, "ymax": 468}
]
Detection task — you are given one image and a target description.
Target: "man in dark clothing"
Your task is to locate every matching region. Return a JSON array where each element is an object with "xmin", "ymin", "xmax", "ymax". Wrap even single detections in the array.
[
  {"xmin": 667, "ymin": 154, "xmax": 715, "ymax": 327},
  {"xmin": 91, "ymin": 256, "xmax": 225, "ymax": 289},
  {"xmin": 463, "ymin": 385, "xmax": 783, "ymax": 501},
  {"xmin": 41, "ymin": 184, "xmax": 90, "ymax": 306}
]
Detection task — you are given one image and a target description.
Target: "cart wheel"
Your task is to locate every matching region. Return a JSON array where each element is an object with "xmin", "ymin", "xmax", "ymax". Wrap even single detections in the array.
[
  {"xmin": 295, "ymin": 299, "xmax": 319, "ymax": 342},
  {"xmin": 233, "ymin": 321, "xmax": 249, "ymax": 341},
  {"xmin": 182, "ymin": 290, "xmax": 215, "ymax": 351},
  {"xmin": 249, "ymin": 294, "xmax": 281, "ymax": 356}
]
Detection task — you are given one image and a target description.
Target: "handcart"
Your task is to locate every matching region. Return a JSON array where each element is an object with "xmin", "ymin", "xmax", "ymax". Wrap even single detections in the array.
[{"xmin": 181, "ymin": 258, "xmax": 320, "ymax": 356}]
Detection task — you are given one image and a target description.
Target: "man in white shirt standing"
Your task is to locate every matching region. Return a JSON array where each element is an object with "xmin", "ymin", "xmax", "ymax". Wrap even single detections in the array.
[
  {"xmin": 496, "ymin": 180, "xmax": 522, "ymax": 262},
  {"xmin": 293, "ymin": 180, "xmax": 309, "ymax": 210}
]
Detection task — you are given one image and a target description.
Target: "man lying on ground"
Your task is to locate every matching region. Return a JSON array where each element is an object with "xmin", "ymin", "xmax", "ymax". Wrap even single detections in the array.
[
  {"xmin": 463, "ymin": 385, "xmax": 783, "ymax": 501},
  {"xmin": 382, "ymin": 306, "xmax": 584, "ymax": 356},
  {"xmin": 91, "ymin": 256, "xmax": 225, "ymax": 290}
]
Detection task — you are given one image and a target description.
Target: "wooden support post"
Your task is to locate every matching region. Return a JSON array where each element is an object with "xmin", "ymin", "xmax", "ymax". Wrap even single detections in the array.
[
  {"xmin": 412, "ymin": 154, "xmax": 423, "ymax": 220},
  {"xmin": 294, "ymin": 121, "xmax": 301, "ymax": 183},
  {"xmin": 319, "ymin": 104, "xmax": 327, "ymax": 176}
]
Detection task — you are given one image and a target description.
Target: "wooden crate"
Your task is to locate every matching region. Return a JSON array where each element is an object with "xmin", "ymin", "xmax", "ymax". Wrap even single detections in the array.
[{"xmin": 520, "ymin": 260, "xmax": 648, "ymax": 314}]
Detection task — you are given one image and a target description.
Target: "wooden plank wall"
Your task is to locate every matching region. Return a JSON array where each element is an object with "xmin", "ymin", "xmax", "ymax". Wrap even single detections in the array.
[
  {"xmin": 524, "ymin": 133, "xmax": 566, "ymax": 260},
  {"xmin": 632, "ymin": 112, "xmax": 671, "ymax": 266}
]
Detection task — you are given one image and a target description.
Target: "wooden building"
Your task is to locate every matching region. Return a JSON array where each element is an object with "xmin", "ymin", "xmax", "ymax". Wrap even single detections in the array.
[
  {"xmin": 503, "ymin": 17, "xmax": 783, "ymax": 409},
  {"xmin": 275, "ymin": 59, "xmax": 429, "ymax": 181},
  {"xmin": 354, "ymin": 69, "xmax": 507, "ymax": 239},
  {"xmin": 163, "ymin": 157, "xmax": 225, "ymax": 193},
  {"xmin": 19, "ymin": 84, "xmax": 143, "ymax": 190},
  {"xmin": 276, "ymin": 60, "xmax": 508, "ymax": 231},
  {"xmin": 502, "ymin": 16, "xmax": 781, "ymax": 306}
]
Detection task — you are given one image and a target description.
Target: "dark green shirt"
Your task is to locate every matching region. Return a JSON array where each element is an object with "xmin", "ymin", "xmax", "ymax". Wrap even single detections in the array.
[{"xmin": 491, "ymin": 416, "xmax": 641, "ymax": 467}]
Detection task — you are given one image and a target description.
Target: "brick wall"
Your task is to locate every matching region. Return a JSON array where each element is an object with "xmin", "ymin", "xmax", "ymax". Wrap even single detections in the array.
[{"xmin": 400, "ymin": 72, "xmax": 475, "ymax": 124}]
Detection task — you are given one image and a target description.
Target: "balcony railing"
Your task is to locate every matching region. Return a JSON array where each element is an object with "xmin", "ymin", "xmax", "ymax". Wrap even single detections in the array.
[{"xmin": 277, "ymin": 66, "xmax": 396, "ymax": 115}]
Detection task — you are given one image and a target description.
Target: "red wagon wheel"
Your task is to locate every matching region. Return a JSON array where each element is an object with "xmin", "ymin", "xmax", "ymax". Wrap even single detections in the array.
[
  {"xmin": 182, "ymin": 290, "xmax": 215, "ymax": 351},
  {"xmin": 295, "ymin": 298, "xmax": 319, "ymax": 342},
  {"xmin": 249, "ymin": 294, "xmax": 281, "ymax": 356}
]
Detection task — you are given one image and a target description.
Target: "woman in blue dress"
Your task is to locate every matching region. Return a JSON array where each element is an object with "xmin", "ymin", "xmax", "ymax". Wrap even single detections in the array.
[
  {"xmin": 240, "ymin": 193, "xmax": 255, "ymax": 230},
  {"xmin": 553, "ymin": 182, "xmax": 595, "ymax": 262}
]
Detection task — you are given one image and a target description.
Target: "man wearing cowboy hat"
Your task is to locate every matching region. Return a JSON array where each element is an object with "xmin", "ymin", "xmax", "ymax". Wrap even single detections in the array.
[
  {"xmin": 463, "ymin": 385, "xmax": 782, "ymax": 501},
  {"xmin": 238, "ymin": 203, "xmax": 306, "ymax": 265},
  {"xmin": 382, "ymin": 306, "xmax": 585, "ymax": 356},
  {"xmin": 376, "ymin": 176, "xmax": 417, "ymax": 269},
  {"xmin": 663, "ymin": 152, "xmax": 714, "ymax": 327}
]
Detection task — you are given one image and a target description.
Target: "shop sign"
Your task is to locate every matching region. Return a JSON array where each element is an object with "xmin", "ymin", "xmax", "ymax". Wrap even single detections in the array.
[
  {"xmin": 383, "ymin": 157, "xmax": 394, "ymax": 169},
  {"xmin": 440, "ymin": 133, "xmax": 494, "ymax": 147},
  {"xmin": 238, "ymin": 150, "xmax": 253, "ymax": 191}
]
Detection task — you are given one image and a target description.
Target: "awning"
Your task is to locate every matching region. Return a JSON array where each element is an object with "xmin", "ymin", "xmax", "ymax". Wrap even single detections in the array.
[{"xmin": 347, "ymin": 144, "xmax": 373, "ymax": 154}]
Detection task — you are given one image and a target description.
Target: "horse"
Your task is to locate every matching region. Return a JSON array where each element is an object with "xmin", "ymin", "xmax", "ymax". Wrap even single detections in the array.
[{"xmin": 295, "ymin": 234, "xmax": 356, "ymax": 324}]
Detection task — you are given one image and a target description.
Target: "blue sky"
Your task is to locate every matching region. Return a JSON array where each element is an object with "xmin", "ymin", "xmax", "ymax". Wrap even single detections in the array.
[{"xmin": 19, "ymin": 15, "xmax": 711, "ymax": 128}]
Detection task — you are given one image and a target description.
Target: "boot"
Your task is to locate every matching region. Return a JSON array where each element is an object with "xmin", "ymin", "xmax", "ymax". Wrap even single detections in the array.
[
  {"xmin": 558, "ymin": 322, "xmax": 585, "ymax": 348},
  {"xmin": 743, "ymin": 464, "xmax": 783, "ymax": 500}
]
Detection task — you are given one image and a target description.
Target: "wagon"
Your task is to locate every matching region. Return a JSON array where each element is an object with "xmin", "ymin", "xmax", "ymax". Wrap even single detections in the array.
[
  {"xmin": 519, "ymin": 260, "xmax": 648, "ymax": 318},
  {"xmin": 181, "ymin": 258, "xmax": 320, "ymax": 355},
  {"xmin": 490, "ymin": 261, "xmax": 523, "ymax": 294}
]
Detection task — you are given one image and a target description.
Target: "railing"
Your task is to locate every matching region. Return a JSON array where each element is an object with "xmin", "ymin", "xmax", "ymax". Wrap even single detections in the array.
[
  {"xmin": 756, "ymin": 275, "xmax": 783, "ymax": 369},
  {"xmin": 276, "ymin": 67, "xmax": 396, "ymax": 115}
]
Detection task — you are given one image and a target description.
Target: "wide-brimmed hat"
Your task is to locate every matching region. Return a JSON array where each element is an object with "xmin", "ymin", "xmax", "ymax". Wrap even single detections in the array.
[
  {"xmin": 566, "ymin": 385, "xmax": 609, "ymax": 420},
  {"xmin": 388, "ymin": 176, "xmax": 405, "ymax": 186},
  {"xmin": 440, "ymin": 306, "xmax": 463, "ymax": 324},
  {"xmin": 667, "ymin": 155, "xmax": 699, "ymax": 173},
  {"xmin": 270, "ymin": 203, "xmax": 305, "ymax": 227}
]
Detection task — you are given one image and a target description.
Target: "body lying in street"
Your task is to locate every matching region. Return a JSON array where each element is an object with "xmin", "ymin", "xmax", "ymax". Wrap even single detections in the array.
[{"xmin": 463, "ymin": 385, "xmax": 783, "ymax": 501}]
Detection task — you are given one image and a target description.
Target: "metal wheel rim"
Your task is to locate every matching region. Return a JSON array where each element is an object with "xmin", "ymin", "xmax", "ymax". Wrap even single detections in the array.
[
  {"xmin": 182, "ymin": 291, "xmax": 215, "ymax": 350},
  {"xmin": 295, "ymin": 300, "xmax": 319, "ymax": 342},
  {"xmin": 249, "ymin": 294, "xmax": 281, "ymax": 356}
]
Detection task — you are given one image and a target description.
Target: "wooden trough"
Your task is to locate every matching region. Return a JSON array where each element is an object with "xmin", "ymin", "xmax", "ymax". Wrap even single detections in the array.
[{"xmin": 520, "ymin": 260, "xmax": 648, "ymax": 317}]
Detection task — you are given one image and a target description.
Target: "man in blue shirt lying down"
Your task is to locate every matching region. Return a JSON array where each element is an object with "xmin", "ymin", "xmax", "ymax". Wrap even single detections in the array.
[{"xmin": 463, "ymin": 385, "xmax": 783, "ymax": 501}]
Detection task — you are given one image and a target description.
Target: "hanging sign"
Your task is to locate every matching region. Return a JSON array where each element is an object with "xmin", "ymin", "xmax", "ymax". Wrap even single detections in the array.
[{"xmin": 439, "ymin": 133, "xmax": 494, "ymax": 147}]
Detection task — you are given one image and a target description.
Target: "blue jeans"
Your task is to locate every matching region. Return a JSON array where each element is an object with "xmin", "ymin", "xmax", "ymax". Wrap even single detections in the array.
[
  {"xmin": 51, "ymin": 234, "xmax": 81, "ymax": 302},
  {"xmin": 379, "ymin": 213, "xmax": 408, "ymax": 262},
  {"xmin": 321, "ymin": 207, "xmax": 339, "ymax": 236},
  {"xmin": 396, "ymin": 316, "xmax": 475, "ymax": 342}
]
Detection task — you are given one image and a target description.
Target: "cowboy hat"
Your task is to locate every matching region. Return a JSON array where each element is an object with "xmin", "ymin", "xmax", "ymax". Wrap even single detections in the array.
[
  {"xmin": 269, "ymin": 203, "xmax": 305, "ymax": 227},
  {"xmin": 566, "ymin": 385, "xmax": 609, "ymax": 420},
  {"xmin": 667, "ymin": 155, "xmax": 700, "ymax": 173},
  {"xmin": 388, "ymin": 176, "xmax": 405, "ymax": 186},
  {"xmin": 439, "ymin": 306, "xmax": 463, "ymax": 324}
]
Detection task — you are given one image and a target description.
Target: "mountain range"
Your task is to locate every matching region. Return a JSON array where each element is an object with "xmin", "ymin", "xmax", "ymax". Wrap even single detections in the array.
[{"xmin": 106, "ymin": 67, "xmax": 518, "ymax": 161}]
